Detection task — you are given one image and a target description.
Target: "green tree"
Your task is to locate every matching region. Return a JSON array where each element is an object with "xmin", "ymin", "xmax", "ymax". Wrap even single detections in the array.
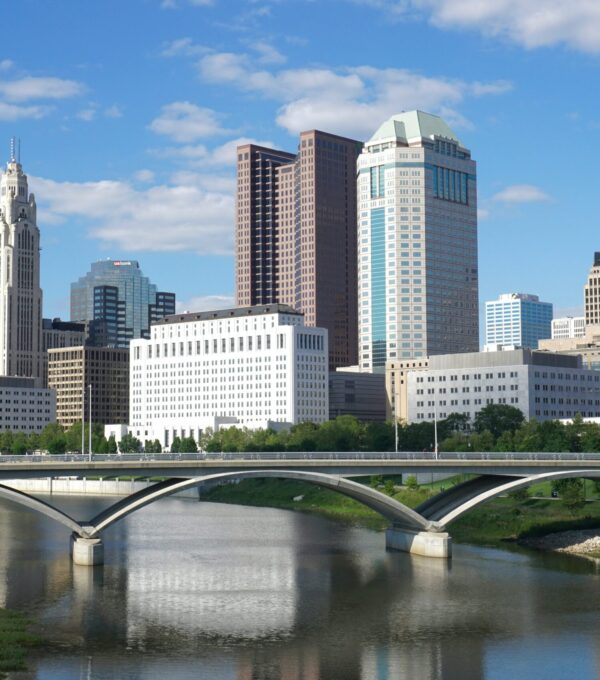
[
  {"xmin": 170, "ymin": 436, "xmax": 181, "ymax": 453},
  {"xmin": 474, "ymin": 404, "xmax": 524, "ymax": 440},
  {"xmin": 119, "ymin": 433, "xmax": 141, "ymax": 453},
  {"xmin": 179, "ymin": 436, "xmax": 198, "ymax": 453},
  {"xmin": 405, "ymin": 475, "xmax": 419, "ymax": 490},
  {"xmin": 39, "ymin": 423, "xmax": 66, "ymax": 455},
  {"xmin": 10, "ymin": 432, "xmax": 28, "ymax": 455},
  {"xmin": 552, "ymin": 478, "xmax": 586, "ymax": 510},
  {"xmin": 0, "ymin": 431, "xmax": 14, "ymax": 453},
  {"xmin": 105, "ymin": 435, "xmax": 118, "ymax": 454}
]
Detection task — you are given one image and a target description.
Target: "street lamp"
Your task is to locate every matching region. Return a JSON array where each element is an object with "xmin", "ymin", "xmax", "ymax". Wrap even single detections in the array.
[
  {"xmin": 433, "ymin": 388, "xmax": 439, "ymax": 460},
  {"xmin": 81, "ymin": 383, "xmax": 85, "ymax": 456},
  {"xmin": 88, "ymin": 384, "xmax": 92, "ymax": 462}
]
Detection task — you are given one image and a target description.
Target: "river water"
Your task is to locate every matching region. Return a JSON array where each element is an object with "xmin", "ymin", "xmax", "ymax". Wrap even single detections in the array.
[{"xmin": 0, "ymin": 494, "xmax": 599, "ymax": 680}]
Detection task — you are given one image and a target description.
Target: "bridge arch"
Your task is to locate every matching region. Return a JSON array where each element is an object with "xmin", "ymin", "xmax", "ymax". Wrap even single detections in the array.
[
  {"xmin": 85, "ymin": 470, "xmax": 432, "ymax": 537},
  {"xmin": 433, "ymin": 469, "xmax": 600, "ymax": 530},
  {"xmin": 0, "ymin": 483, "xmax": 84, "ymax": 534}
]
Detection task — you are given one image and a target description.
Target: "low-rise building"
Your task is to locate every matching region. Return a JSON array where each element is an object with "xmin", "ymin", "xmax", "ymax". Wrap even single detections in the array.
[
  {"xmin": 551, "ymin": 316, "xmax": 585, "ymax": 340},
  {"xmin": 129, "ymin": 304, "xmax": 328, "ymax": 448},
  {"xmin": 539, "ymin": 325, "xmax": 600, "ymax": 370},
  {"xmin": 48, "ymin": 346, "xmax": 129, "ymax": 428},
  {"xmin": 329, "ymin": 367, "xmax": 385, "ymax": 422},
  {"xmin": 0, "ymin": 376, "xmax": 55, "ymax": 432},
  {"xmin": 385, "ymin": 358, "xmax": 429, "ymax": 423},
  {"xmin": 406, "ymin": 348, "xmax": 600, "ymax": 424},
  {"xmin": 42, "ymin": 318, "xmax": 87, "ymax": 388}
]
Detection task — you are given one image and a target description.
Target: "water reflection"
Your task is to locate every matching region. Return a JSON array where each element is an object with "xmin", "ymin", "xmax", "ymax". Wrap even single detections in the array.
[{"xmin": 0, "ymin": 496, "xmax": 597, "ymax": 679}]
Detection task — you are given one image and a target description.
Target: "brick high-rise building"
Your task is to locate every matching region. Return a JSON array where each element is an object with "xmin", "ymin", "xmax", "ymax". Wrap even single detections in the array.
[{"xmin": 236, "ymin": 131, "xmax": 361, "ymax": 369}]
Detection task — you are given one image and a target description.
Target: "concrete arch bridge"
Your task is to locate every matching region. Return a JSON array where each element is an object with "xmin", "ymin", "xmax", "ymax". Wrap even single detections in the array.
[{"xmin": 0, "ymin": 452, "xmax": 598, "ymax": 565}]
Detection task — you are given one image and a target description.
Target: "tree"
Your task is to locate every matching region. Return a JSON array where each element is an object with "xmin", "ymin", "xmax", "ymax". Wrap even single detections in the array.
[
  {"xmin": 552, "ymin": 478, "xmax": 586, "ymax": 510},
  {"xmin": 474, "ymin": 404, "xmax": 524, "ymax": 440},
  {"xmin": 179, "ymin": 436, "xmax": 197, "ymax": 453},
  {"xmin": 105, "ymin": 435, "xmax": 118, "ymax": 454},
  {"xmin": 119, "ymin": 433, "xmax": 141, "ymax": 453},
  {"xmin": 10, "ymin": 432, "xmax": 28, "ymax": 455},
  {"xmin": 39, "ymin": 423, "xmax": 66, "ymax": 455},
  {"xmin": 440, "ymin": 412, "xmax": 470, "ymax": 439}
]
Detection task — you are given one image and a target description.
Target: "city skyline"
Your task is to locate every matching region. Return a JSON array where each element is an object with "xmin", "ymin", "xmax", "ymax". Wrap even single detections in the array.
[{"xmin": 0, "ymin": 1, "xmax": 599, "ymax": 323}]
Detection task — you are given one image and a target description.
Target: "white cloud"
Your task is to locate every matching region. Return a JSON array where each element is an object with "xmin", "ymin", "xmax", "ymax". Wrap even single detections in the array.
[
  {"xmin": 0, "ymin": 102, "xmax": 49, "ymax": 121},
  {"xmin": 477, "ymin": 207, "xmax": 490, "ymax": 220},
  {"xmin": 0, "ymin": 76, "xmax": 83, "ymax": 102},
  {"xmin": 134, "ymin": 169, "xmax": 156, "ymax": 183},
  {"xmin": 197, "ymin": 51, "xmax": 510, "ymax": 138},
  {"xmin": 77, "ymin": 107, "xmax": 96, "ymax": 122},
  {"xmin": 160, "ymin": 37, "xmax": 209, "ymax": 57},
  {"xmin": 492, "ymin": 184, "xmax": 551, "ymax": 204},
  {"xmin": 161, "ymin": 0, "xmax": 214, "ymax": 7},
  {"xmin": 250, "ymin": 40, "xmax": 287, "ymax": 64},
  {"xmin": 149, "ymin": 101, "xmax": 230, "ymax": 142},
  {"xmin": 368, "ymin": 0, "xmax": 600, "ymax": 53},
  {"xmin": 176, "ymin": 294, "xmax": 234, "ymax": 313},
  {"xmin": 158, "ymin": 136, "xmax": 273, "ymax": 166},
  {"xmin": 0, "ymin": 60, "xmax": 13, "ymax": 71},
  {"xmin": 104, "ymin": 104, "xmax": 123, "ymax": 118},
  {"xmin": 30, "ymin": 174, "xmax": 234, "ymax": 255}
]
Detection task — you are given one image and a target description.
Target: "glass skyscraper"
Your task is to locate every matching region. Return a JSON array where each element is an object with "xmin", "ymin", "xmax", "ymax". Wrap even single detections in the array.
[
  {"xmin": 485, "ymin": 293, "xmax": 553, "ymax": 349},
  {"xmin": 71, "ymin": 260, "xmax": 175, "ymax": 348},
  {"xmin": 357, "ymin": 111, "xmax": 479, "ymax": 371}
]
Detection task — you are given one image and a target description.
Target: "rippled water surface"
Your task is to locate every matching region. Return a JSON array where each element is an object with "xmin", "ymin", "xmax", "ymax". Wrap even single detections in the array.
[{"xmin": 0, "ymin": 494, "xmax": 599, "ymax": 679}]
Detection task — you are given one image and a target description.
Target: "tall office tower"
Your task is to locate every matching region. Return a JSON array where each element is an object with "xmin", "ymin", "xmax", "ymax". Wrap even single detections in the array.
[
  {"xmin": 236, "ymin": 130, "xmax": 361, "ymax": 369},
  {"xmin": 0, "ymin": 144, "xmax": 43, "ymax": 380},
  {"xmin": 357, "ymin": 111, "xmax": 479, "ymax": 371},
  {"xmin": 71, "ymin": 260, "xmax": 175, "ymax": 348},
  {"xmin": 584, "ymin": 252, "xmax": 600, "ymax": 326},
  {"xmin": 485, "ymin": 293, "xmax": 552, "ymax": 349}
]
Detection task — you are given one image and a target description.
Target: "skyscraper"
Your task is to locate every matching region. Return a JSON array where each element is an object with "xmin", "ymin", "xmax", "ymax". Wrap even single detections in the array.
[
  {"xmin": 236, "ymin": 130, "xmax": 361, "ymax": 369},
  {"xmin": 71, "ymin": 260, "xmax": 175, "ymax": 348},
  {"xmin": 0, "ymin": 145, "xmax": 43, "ymax": 380},
  {"xmin": 485, "ymin": 293, "xmax": 552, "ymax": 349},
  {"xmin": 357, "ymin": 111, "xmax": 479, "ymax": 371},
  {"xmin": 584, "ymin": 252, "xmax": 600, "ymax": 326}
]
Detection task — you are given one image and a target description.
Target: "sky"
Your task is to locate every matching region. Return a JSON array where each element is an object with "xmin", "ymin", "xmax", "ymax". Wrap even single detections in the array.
[{"xmin": 2, "ymin": 0, "xmax": 600, "ymax": 324}]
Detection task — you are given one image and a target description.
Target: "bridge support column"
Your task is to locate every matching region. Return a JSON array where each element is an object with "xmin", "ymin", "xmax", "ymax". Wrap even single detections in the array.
[
  {"xmin": 71, "ymin": 534, "xmax": 104, "ymax": 566},
  {"xmin": 386, "ymin": 527, "xmax": 452, "ymax": 559}
]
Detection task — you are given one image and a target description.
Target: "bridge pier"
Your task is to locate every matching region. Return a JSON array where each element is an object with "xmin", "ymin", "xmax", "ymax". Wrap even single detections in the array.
[
  {"xmin": 386, "ymin": 527, "xmax": 452, "ymax": 559},
  {"xmin": 71, "ymin": 534, "xmax": 104, "ymax": 566}
]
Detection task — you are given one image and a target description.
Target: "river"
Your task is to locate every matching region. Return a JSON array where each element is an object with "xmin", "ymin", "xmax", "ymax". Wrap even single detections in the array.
[{"xmin": 0, "ymin": 494, "xmax": 599, "ymax": 680}]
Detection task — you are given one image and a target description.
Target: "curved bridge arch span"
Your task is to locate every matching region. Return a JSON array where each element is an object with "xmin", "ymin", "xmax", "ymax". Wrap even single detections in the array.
[
  {"xmin": 0, "ymin": 483, "xmax": 83, "ymax": 534},
  {"xmin": 433, "ymin": 469, "xmax": 600, "ymax": 530},
  {"xmin": 85, "ymin": 470, "xmax": 432, "ymax": 538}
]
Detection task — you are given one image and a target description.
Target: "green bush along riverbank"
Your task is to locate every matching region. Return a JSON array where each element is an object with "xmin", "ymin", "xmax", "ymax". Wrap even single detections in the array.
[{"xmin": 0, "ymin": 608, "xmax": 39, "ymax": 677}]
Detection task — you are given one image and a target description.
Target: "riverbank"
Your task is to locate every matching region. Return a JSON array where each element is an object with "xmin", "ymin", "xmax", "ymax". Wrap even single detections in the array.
[
  {"xmin": 200, "ymin": 477, "xmax": 600, "ymax": 548},
  {"xmin": 521, "ymin": 529, "xmax": 600, "ymax": 558},
  {"xmin": 0, "ymin": 608, "xmax": 38, "ymax": 678}
]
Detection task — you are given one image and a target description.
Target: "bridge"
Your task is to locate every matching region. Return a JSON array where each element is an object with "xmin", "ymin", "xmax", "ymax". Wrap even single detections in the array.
[{"xmin": 0, "ymin": 451, "xmax": 598, "ymax": 565}]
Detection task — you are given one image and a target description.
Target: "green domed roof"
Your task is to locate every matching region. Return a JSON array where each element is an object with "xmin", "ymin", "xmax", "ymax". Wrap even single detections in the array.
[{"xmin": 368, "ymin": 110, "xmax": 461, "ymax": 145}]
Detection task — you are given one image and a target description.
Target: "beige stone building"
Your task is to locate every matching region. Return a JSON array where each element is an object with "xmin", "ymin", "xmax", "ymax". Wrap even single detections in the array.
[
  {"xmin": 538, "ymin": 326, "xmax": 600, "ymax": 370},
  {"xmin": 235, "ymin": 131, "xmax": 361, "ymax": 369},
  {"xmin": 48, "ymin": 346, "xmax": 129, "ymax": 428},
  {"xmin": 385, "ymin": 358, "xmax": 429, "ymax": 423}
]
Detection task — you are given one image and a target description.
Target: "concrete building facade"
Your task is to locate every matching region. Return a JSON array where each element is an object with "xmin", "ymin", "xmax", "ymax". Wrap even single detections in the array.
[
  {"xmin": 329, "ymin": 368, "xmax": 386, "ymax": 422},
  {"xmin": 385, "ymin": 358, "xmax": 430, "ymax": 423},
  {"xmin": 71, "ymin": 260, "xmax": 175, "ymax": 348},
  {"xmin": 406, "ymin": 348, "xmax": 600, "ymax": 424},
  {"xmin": 0, "ymin": 149, "xmax": 43, "ymax": 381},
  {"xmin": 0, "ymin": 376, "xmax": 55, "ymax": 432},
  {"xmin": 48, "ymin": 346, "xmax": 129, "ymax": 428},
  {"xmin": 128, "ymin": 305, "xmax": 328, "ymax": 448},
  {"xmin": 551, "ymin": 316, "xmax": 586, "ymax": 340},
  {"xmin": 357, "ymin": 111, "xmax": 479, "ymax": 372},
  {"xmin": 41, "ymin": 318, "xmax": 87, "ymax": 388},
  {"xmin": 235, "ymin": 131, "xmax": 361, "ymax": 369},
  {"xmin": 485, "ymin": 293, "xmax": 553, "ymax": 349}
]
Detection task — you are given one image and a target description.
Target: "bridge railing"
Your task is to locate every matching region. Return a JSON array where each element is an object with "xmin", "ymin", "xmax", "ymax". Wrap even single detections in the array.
[{"xmin": 0, "ymin": 451, "xmax": 598, "ymax": 464}]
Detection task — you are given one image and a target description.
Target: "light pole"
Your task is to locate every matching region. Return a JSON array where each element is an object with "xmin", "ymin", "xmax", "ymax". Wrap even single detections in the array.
[
  {"xmin": 88, "ymin": 384, "xmax": 92, "ymax": 461},
  {"xmin": 81, "ymin": 382, "xmax": 85, "ymax": 456},
  {"xmin": 433, "ymin": 389, "xmax": 439, "ymax": 460},
  {"xmin": 394, "ymin": 390, "xmax": 398, "ymax": 454}
]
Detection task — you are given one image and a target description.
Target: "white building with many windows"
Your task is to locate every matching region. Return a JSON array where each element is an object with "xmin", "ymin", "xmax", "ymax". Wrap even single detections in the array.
[
  {"xmin": 128, "ymin": 304, "xmax": 328, "ymax": 448},
  {"xmin": 551, "ymin": 316, "xmax": 586, "ymax": 340},
  {"xmin": 357, "ymin": 110, "xmax": 479, "ymax": 371},
  {"xmin": 406, "ymin": 348, "xmax": 600, "ymax": 425},
  {"xmin": 0, "ymin": 376, "xmax": 55, "ymax": 432}
]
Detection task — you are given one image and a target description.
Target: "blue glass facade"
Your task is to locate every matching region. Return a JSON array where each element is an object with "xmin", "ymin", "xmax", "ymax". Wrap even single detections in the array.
[
  {"xmin": 71, "ymin": 260, "xmax": 176, "ymax": 348},
  {"xmin": 370, "ymin": 208, "xmax": 386, "ymax": 367},
  {"xmin": 485, "ymin": 295, "xmax": 553, "ymax": 349}
]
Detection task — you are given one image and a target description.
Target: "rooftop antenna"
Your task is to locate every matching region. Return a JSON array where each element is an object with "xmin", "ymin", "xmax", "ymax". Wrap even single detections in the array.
[{"xmin": 9, "ymin": 137, "xmax": 15, "ymax": 163}]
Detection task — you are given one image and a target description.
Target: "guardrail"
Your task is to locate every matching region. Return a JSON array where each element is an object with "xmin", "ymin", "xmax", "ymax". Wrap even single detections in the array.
[{"xmin": 0, "ymin": 451, "xmax": 598, "ymax": 464}]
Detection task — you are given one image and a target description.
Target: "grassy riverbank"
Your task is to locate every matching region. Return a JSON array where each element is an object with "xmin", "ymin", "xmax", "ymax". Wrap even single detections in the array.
[
  {"xmin": 0, "ymin": 608, "xmax": 38, "ymax": 677},
  {"xmin": 200, "ymin": 477, "xmax": 600, "ymax": 548}
]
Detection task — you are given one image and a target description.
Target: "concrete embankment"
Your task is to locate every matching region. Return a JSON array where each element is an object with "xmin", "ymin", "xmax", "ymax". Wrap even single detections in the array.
[{"xmin": 0, "ymin": 477, "xmax": 200, "ymax": 499}]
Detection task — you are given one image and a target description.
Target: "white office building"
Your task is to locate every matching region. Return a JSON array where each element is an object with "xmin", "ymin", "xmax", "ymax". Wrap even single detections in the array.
[
  {"xmin": 357, "ymin": 110, "xmax": 479, "ymax": 371},
  {"xmin": 551, "ymin": 316, "xmax": 585, "ymax": 340},
  {"xmin": 485, "ymin": 293, "xmax": 553, "ymax": 349},
  {"xmin": 128, "ymin": 304, "xmax": 328, "ymax": 448},
  {"xmin": 0, "ymin": 376, "xmax": 55, "ymax": 432},
  {"xmin": 0, "ymin": 144, "xmax": 43, "ymax": 380},
  {"xmin": 406, "ymin": 348, "xmax": 600, "ymax": 424}
]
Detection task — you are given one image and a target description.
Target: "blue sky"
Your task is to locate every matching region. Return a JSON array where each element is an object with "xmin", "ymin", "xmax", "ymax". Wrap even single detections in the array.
[{"xmin": 2, "ymin": 0, "xmax": 600, "ymax": 325}]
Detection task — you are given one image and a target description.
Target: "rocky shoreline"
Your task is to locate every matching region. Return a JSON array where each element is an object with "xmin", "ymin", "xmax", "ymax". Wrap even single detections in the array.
[{"xmin": 521, "ymin": 529, "xmax": 600, "ymax": 556}]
